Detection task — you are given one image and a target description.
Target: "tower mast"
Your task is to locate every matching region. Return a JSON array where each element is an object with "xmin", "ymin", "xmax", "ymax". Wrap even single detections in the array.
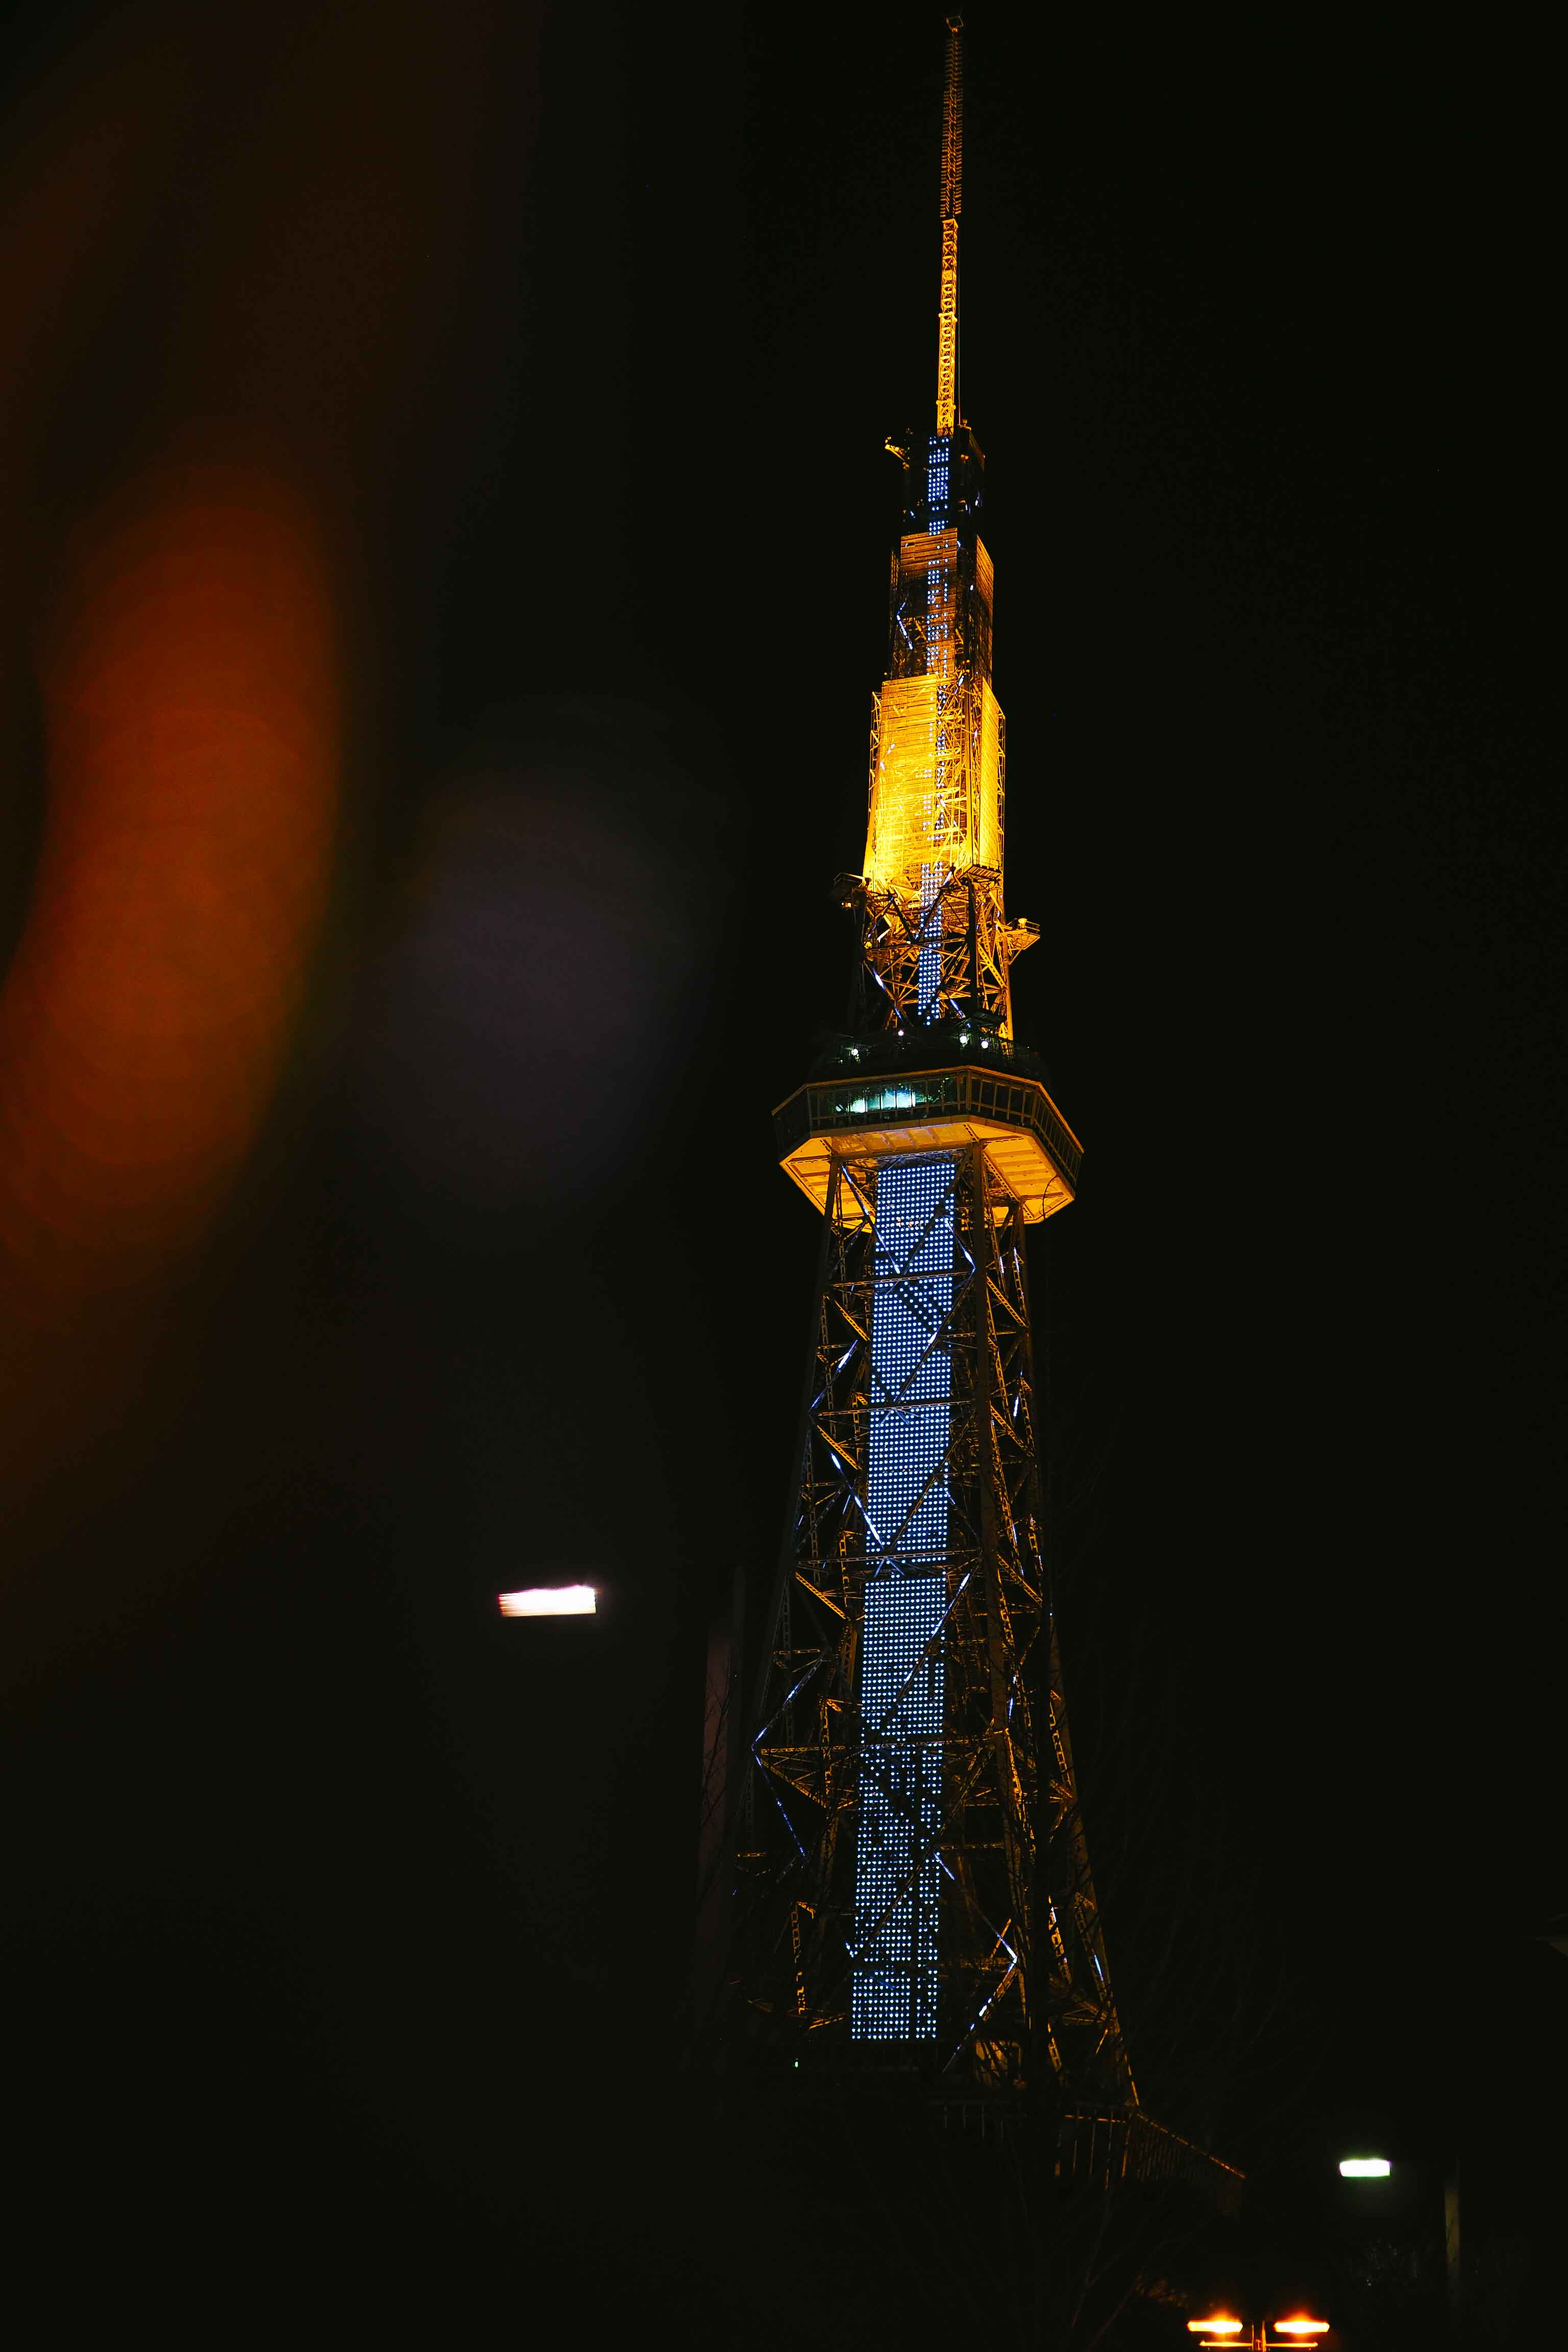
[{"xmin": 937, "ymin": 14, "xmax": 963, "ymax": 436}]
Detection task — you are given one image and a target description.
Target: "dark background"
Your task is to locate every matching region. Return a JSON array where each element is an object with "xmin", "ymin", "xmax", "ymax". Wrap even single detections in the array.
[{"xmin": 1, "ymin": 0, "xmax": 1559, "ymax": 2335}]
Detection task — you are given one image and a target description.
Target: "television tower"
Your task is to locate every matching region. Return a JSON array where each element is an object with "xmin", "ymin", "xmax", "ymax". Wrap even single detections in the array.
[{"xmin": 721, "ymin": 15, "xmax": 1138, "ymax": 2135}]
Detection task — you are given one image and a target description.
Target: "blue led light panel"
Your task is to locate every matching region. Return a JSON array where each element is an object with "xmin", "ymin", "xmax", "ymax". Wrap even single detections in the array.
[
  {"xmin": 917, "ymin": 862, "xmax": 944, "ymax": 1022},
  {"xmin": 926, "ymin": 433, "xmax": 951, "ymax": 527},
  {"xmin": 851, "ymin": 1155, "xmax": 957, "ymax": 2041},
  {"xmin": 851, "ymin": 1574, "xmax": 946, "ymax": 2040}
]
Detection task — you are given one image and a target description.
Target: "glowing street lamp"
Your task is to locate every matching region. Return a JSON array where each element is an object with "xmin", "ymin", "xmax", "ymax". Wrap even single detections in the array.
[
  {"xmin": 498, "ymin": 1584, "xmax": 596, "ymax": 1618},
  {"xmin": 1187, "ymin": 2319, "xmax": 1329, "ymax": 2349},
  {"xmin": 1337, "ymin": 2150, "xmax": 1458, "ymax": 2322}
]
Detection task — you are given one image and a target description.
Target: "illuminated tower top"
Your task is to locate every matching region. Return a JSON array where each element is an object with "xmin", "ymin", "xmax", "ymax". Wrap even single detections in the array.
[
  {"xmin": 862, "ymin": 13, "xmax": 1007, "ymax": 964},
  {"xmin": 775, "ymin": 14, "xmax": 1078, "ymax": 1233}
]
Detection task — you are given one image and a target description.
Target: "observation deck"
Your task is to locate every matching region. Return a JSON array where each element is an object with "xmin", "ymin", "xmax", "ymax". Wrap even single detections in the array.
[{"xmin": 773, "ymin": 1026, "xmax": 1081, "ymax": 1226}]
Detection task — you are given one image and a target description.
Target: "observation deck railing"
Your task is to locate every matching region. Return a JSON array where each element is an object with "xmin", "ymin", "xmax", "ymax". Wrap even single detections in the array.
[{"xmin": 774, "ymin": 1060, "xmax": 1082, "ymax": 1194}]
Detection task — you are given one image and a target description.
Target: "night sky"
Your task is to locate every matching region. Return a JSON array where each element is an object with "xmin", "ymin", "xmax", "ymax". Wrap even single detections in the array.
[{"xmin": 1, "ymin": 1, "xmax": 1559, "ymax": 2336}]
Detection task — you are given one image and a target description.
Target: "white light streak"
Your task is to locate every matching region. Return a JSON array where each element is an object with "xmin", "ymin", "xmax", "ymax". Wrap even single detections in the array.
[
  {"xmin": 498, "ymin": 1585, "xmax": 596, "ymax": 1618},
  {"xmin": 1338, "ymin": 2157, "xmax": 1391, "ymax": 2177}
]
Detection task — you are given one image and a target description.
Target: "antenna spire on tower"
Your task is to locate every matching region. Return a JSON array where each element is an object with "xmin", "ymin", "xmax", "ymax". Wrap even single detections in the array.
[{"xmin": 937, "ymin": 14, "xmax": 964, "ymax": 435}]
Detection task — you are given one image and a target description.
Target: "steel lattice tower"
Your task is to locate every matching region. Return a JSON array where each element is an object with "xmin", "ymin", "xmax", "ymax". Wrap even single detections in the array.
[{"xmin": 715, "ymin": 19, "xmax": 1141, "ymax": 2138}]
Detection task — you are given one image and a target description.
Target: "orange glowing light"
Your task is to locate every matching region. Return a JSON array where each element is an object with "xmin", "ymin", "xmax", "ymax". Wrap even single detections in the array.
[
  {"xmin": 864, "ymin": 649, "xmax": 1003, "ymax": 894},
  {"xmin": 498, "ymin": 1586, "xmax": 596, "ymax": 1618},
  {"xmin": 1273, "ymin": 2325, "xmax": 1329, "ymax": 2337},
  {"xmin": 1187, "ymin": 2323, "xmax": 1242, "ymax": 2337},
  {"xmin": 0, "ymin": 462, "xmax": 339, "ymax": 1297}
]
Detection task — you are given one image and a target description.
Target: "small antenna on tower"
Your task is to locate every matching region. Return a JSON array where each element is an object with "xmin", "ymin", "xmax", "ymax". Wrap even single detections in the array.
[{"xmin": 936, "ymin": 14, "xmax": 964, "ymax": 436}]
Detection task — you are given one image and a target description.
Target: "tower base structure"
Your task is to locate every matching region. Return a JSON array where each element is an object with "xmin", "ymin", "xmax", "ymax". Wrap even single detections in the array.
[{"xmin": 728, "ymin": 1130, "xmax": 1132, "ymax": 2122}]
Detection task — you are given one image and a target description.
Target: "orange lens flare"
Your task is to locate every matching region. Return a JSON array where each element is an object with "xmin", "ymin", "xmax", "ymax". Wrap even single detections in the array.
[
  {"xmin": 1188, "ymin": 2324, "xmax": 1243, "ymax": 2337},
  {"xmin": 1274, "ymin": 2325, "xmax": 1329, "ymax": 2337},
  {"xmin": 0, "ymin": 463, "xmax": 339, "ymax": 1303}
]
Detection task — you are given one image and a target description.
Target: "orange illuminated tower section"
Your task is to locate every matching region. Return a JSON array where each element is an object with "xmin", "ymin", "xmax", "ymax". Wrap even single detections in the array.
[{"xmin": 725, "ymin": 17, "xmax": 1138, "ymax": 2127}]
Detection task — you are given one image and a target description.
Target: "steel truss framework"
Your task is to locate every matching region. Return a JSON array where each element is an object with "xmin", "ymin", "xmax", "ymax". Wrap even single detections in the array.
[
  {"xmin": 850, "ymin": 854, "xmax": 1039, "ymax": 1038},
  {"xmin": 732, "ymin": 1143, "xmax": 1134, "ymax": 2111}
]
